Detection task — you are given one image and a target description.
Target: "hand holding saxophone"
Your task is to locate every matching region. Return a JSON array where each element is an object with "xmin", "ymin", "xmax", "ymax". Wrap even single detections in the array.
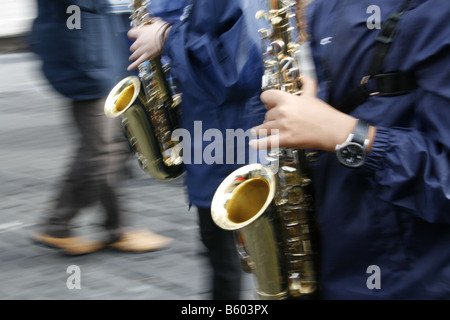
[
  {"xmin": 250, "ymin": 76, "xmax": 375, "ymax": 153},
  {"xmin": 127, "ymin": 18, "xmax": 172, "ymax": 71}
]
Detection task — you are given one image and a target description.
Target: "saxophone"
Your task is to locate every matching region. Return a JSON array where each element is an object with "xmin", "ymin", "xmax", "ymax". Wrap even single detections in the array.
[
  {"xmin": 211, "ymin": 0, "xmax": 319, "ymax": 300},
  {"xmin": 104, "ymin": 0, "xmax": 183, "ymax": 181}
]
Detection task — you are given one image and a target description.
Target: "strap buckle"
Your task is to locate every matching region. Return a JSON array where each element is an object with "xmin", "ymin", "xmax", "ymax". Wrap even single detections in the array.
[
  {"xmin": 361, "ymin": 72, "xmax": 418, "ymax": 97},
  {"xmin": 360, "ymin": 75, "xmax": 380, "ymax": 96}
]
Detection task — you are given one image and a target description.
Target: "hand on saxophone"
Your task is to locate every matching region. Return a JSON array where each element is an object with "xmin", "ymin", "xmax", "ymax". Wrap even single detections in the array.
[
  {"xmin": 250, "ymin": 76, "xmax": 375, "ymax": 152},
  {"xmin": 127, "ymin": 18, "xmax": 172, "ymax": 71}
]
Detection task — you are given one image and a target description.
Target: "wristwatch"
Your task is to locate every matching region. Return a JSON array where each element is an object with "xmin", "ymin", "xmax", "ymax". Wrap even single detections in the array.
[{"xmin": 335, "ymin": 119, "xmax": 370, "ymax": 168}]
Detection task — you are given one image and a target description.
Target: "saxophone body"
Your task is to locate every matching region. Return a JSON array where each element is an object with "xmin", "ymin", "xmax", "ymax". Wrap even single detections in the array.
[
  {"xmin": 104, "ymin": 0, "xmax": 183, "ymax": 181},
  {"xmin": 211, "ymin": 0, "xmax": 319, "ymax": 300}
]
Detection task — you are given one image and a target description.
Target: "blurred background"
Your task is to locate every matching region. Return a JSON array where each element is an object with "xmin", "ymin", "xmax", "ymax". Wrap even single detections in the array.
[
  {"xmin": 0, "ymin": 0, "xmax": 36, "ymax": 53},
  {"xmin": 0, "ymin": 0, "xmax": 256, "ymax": 300}
]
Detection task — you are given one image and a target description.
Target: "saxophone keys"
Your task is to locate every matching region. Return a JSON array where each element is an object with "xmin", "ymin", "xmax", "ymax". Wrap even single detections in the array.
[
  {"xmin": 255, "ymin": 10, "xmax": 266, "ymax": 20},
  {"xmin": 271, "ymin": 16, "xmax": 283, "ymax": 26}
]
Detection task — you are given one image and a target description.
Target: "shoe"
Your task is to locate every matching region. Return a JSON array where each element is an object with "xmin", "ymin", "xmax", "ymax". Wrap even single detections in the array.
[
  {"xmin": 30, "ymin": 233, "xmax": 105, "ymax": 255},
  {"xmin": 108, "ymin": 229, "xmax": 172, "ymax": 252}
]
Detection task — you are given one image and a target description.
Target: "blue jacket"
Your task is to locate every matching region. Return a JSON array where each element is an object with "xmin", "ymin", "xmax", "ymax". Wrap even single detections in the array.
[
  {"xmin": 148, "ymin": 0, "xmax": 190, "ymax": 24},
  {"xmin": 163, "ymin": 0, "xmax": 267, "ymax": 208},
  {"xmin": 308, "ymin": 0, "xmax": 450, "ymax": 299},
  {"xmin": 31, "ymin": 0, "xmax": 131, "ymax": 100}
]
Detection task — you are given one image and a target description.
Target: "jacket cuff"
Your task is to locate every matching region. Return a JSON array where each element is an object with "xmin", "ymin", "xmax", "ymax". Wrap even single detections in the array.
[{"xmin": 364, "ymin": 127, "xmax": 389, "ymax": 173}]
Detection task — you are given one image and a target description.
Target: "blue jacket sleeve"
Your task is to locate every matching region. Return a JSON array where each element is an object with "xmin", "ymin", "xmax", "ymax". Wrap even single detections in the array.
[
  {"xmin": 364, "ymin": 1, "xmax": 450, "ymax": 224},
  {"xmin": 162, "ymin": 0, "xmax": 264, "ymax": 105},
  {"xmin": 148, "ymin": 0, "xmax": 190, "ymax": 24}
]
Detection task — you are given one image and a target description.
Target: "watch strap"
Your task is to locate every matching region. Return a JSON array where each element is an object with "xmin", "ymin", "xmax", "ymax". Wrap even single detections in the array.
[{"xmin": 352, "ymin": 119, "xmax": 370, "ymax": 145}]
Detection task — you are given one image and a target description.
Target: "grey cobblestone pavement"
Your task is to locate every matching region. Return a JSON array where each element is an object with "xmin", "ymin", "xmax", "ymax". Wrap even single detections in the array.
[{"xmin": 0, "ymin": 52, "xmax": 256, "ymax": 300}]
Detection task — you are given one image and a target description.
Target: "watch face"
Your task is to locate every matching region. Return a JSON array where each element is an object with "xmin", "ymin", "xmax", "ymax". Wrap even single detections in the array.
[{"xmin": 337, "ymin": 142, "xmax": 366, "ymax": 168}]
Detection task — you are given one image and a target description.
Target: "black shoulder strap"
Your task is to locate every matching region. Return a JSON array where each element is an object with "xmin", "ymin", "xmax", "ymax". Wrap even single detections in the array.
[{"xmin": 337, "ymin": 0, "xmax": 417, "ymax": 114}]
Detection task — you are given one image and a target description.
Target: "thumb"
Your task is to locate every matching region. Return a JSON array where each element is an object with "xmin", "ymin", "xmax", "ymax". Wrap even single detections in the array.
[{"xmin": 300, "ymin": 76, "xmax": 318, "ymax": 97}]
